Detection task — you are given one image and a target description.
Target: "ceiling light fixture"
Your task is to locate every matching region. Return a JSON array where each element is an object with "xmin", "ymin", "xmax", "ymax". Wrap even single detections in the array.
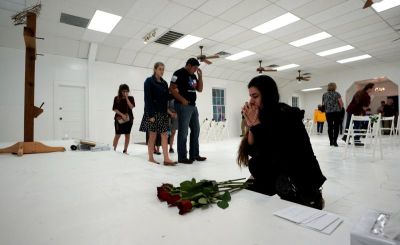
[
  {"xmin": 226, "ymin": 50, "xmax": 255, "ymax": 61},
  {"xmin": 336, "ymin": 54, "xmax": 372, "ymax": 64},
  {"xmin": 252, "ymin": 12, "xmax": 300, "ymax": 34},
  {"xmin": 301, "ymin": 87, "xmax": 322, "ymax": 92},
  {"xmin": 87, "ymin": 10, "xmax": 121, "ymax": 33},
  {"xmin": 276, "ymin": 64, "xmax": 299, "ymax": 71},
  {"xmin": 316, "ymin": 45, "xmax": 354, "ymax": 56},
  {"xmin": 289, "ymin": 32, "xmax": 332, "ymax": 47},
  {"xmin": 372, "ymin": 0, "xmax": 400, "ymax": 12},
  {"xmin": 170, "ymin": 35, "xmax": 203, "ymax": 49},
  {"xmin": 143, "ymin": 28, "xmax": 157, "ymax": 44}
]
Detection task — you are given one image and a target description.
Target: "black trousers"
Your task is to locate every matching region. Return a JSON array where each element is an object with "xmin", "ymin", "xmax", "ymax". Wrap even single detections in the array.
[{"xmin": 326, "ymin": 111, "xmax": 341, "ymax": 144}]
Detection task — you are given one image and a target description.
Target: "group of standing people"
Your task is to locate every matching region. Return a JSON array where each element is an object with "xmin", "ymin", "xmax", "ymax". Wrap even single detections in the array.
[{"xmin": 112, "ymin": 58, "xmax": 207, "ymax": 166}]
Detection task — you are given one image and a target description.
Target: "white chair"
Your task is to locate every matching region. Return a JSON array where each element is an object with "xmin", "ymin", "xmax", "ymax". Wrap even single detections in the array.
[
  {"xmin": 343, "ymin": 114, "xmax": 382, "ymax": 160},
  {"xmin": 303, "ymin": 119, "xmax": 314, "ymax": 136},
  {"xmin": 199, "ymin": 118, "xmax": 211, "ymax": 142},
  {"xmin": 395, "ymin": 116, "xmax": 400, "ymax": 136},
  {"xmin": 206, "ymin": 120, "xmax": 218, "ymax": 142},
  {"xmin": 380, "ymin": 116, "xmax": 395, "ymax": 136},
  {"xmin": 220, "ymin": 120, "xmax": 230, "ymax": 139}
]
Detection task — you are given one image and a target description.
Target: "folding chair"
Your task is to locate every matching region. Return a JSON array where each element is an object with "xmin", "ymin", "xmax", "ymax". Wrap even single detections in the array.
[{"xmin": 343, "ymin": 114, "xmax": 382, "ymax": 160}]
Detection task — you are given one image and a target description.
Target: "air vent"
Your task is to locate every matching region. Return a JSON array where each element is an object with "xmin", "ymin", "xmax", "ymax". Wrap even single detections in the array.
[
  {"xmin": 216, "ymin": 51, "xmax": 231, "ymax": 56},
  {"xmin": 60, "ymin": 12, "xmax": 90, "ymax": 28},
  {"xmin": 155, "ymin": 31, "xmax": 184, "ymax": 45}
]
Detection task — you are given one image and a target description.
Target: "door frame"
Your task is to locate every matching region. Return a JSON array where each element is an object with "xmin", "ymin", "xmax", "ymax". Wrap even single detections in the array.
[{"xmin": 53, "ymin": 81, "xmax": 88, "ymax": 139}]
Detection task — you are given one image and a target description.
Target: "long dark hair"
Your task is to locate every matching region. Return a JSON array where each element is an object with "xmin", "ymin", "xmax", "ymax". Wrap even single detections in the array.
[
  {"xmin": 363, "ymin": 82, "xmax": 374, "ymax": 91},
  {"xmin": 117, "ymin": 84, "xmax": 130, "ymax": 100},
  {"xmin": 237, "ymin": 75, "xmax": 280, "ymax": 167}
]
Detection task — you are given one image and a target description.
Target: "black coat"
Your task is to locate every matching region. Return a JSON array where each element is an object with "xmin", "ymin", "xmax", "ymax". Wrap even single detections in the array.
[{"xmin": 248, "ymin": 103, "xmax": 326, "ymax": 195}]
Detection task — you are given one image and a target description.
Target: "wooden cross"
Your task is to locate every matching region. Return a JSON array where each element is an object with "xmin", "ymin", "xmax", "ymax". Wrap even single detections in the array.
[{"xmin": 0, "ymin": 8, "xmax": 65, "ymax": 156}]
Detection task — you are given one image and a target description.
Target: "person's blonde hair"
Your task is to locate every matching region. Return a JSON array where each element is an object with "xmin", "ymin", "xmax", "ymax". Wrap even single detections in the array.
[
  {"xmin": 327, "ymin": 82, "xmax": 336, "ymax": 91},
  {"xmin": 153, "ymin": 62, "xmax": 164, "ymax": 73}
]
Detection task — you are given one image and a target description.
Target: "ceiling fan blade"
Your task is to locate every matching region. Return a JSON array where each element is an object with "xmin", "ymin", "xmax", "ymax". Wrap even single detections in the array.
[
  {"xmin": 205, "ymin": 54, "xmax": 219, "ymax": 59},
  {"xmin": 203, "ymin": 59, "xmax": 212, "ymax": 65},
  {"xmin": 268, "ymin": 64, "xmax": 279, "ymax": 68},
  {"xmin": 303, "ymin": 78, "xmax": 310, "ymax": 81},
  {"xmin": 263, "ymin": 68, "xmax": 277, "ymax": 72},
  {"xmin": 302, "ymin": 72, "xmax": 311, "ymax": 76},
  {"xmin": 363, "ymin": 0, "xmax": 373, "ymax": 9}
]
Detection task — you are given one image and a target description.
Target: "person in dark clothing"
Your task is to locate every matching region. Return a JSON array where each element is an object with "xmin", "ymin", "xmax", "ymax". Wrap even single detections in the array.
[
  {"xmin": 339, "ymin": 107, "xmax": 345, "ymax": 135},
  {"xmin": 139, "ymin": 62, "xmax": 176, "ymax": 166},
  {"xmin": 169, "ymin": 58, "xmax": 207, "ymax": 164},
  {"xmin": 382, "ymin": 98, "xmax": 397, "ymax": 135},
  {"xmin": 322, "ymin": 82, "xmax": 343, "ymax": 146},
  {"xmin": 342, "ymin": 83, "xmax": 374, "ymax": 145},
  {"xmin": 237, "ymin": 75, "xmax": 326, "ymax": 210},
  {"xmin": 112, "ymin": 84, "xmax": 135, "ymax": 154}
]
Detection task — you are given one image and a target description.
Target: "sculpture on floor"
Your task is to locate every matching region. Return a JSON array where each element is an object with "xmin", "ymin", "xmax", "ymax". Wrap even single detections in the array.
[{"xmin": 0, "ymin": 3, "xmax": 65, "ymax": 156}]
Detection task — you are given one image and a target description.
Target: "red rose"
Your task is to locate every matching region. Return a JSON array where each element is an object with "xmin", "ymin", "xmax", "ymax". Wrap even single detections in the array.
[
  {"xmin": 177, "ymin": 200, "xmax": 193, "ymax": 215},
  {"xmin": 161, "ymin": 183, "xmax": 173, "ymax": 190},
  {"xmin": 167, "ymin": 194, "xmax": 180, "ymax": 206},
  {"xmin": 157, "ymin": 187, "xmax": 171, "ymax": 202}
]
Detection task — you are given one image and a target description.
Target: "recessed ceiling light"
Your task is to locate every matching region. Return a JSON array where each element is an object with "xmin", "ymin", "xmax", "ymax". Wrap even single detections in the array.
[
  {"xmin": 301, "ymin": 87, "xmax": 322, "ymax": 92},
  {"xmin": 252, "ymin": 12, "xmax": 300, "ymax": 34},
  {"xmin": 372, "ymin": 0, "xmax": 400, "ymax": 12},
  {"xmin": 276, "ymin": 64, "xmax": 299, "ymax": 71},
  {"xmin": 336, "ymin": 54, "xmax": 372, "ymax": 64},
  {"xmin": 289, "ymin": 32, "xmax": 332, "ymax": 47},
  {"xmin": 170, "ymin": 35, "xmax": 203, "ymax": 49},
  {"xmin": 316, "ymin": 45, "xmax": 354, "ymax": 56},
  {"xmin": 87, "ymin": 10, "xmax": 121, "ymax": 34},
  {"xmin": 225, "ymin": 51, "xmax": 255, "ymax": 61}
]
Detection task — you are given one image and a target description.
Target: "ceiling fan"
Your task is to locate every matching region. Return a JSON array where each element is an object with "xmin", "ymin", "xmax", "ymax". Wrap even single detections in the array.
[
  {"xmin": 296, "ymin": 70, "xmax": 311, "ymax": 82},
  {"xmin": 196, "ymin": 46, "xmax": 219, "ymax": 65},
  {"xmin": 363, "ymin": 0, "xmax": 374, "ymax": 9},
  {"xmin": 256, "ymin": 60, "xmax": 278, "ymax": 73}
]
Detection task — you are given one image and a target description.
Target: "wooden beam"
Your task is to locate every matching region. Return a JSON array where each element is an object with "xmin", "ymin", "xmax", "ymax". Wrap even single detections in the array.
[
  {"xmin": 24, "ymin": 12, "xmax": 36, "ymax": 142},
  {"xmin": 23, "ymin": 27, "xmax": 36, "ymax": 49}
]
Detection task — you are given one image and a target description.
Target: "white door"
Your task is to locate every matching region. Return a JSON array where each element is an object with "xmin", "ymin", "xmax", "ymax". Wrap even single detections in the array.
[{"xmin": 55, "ymin": 83, "xmax": 86, "ymax": 140}]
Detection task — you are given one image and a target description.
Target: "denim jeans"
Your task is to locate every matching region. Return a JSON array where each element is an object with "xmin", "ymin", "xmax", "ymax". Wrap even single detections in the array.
[{"xmin": 175, "ymin": 103, "xmax": 200, "ymax": 160}]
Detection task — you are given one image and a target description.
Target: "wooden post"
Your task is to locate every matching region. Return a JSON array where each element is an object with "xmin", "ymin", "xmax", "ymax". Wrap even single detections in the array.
[
  {"xmin": 0, "ymin": 9, "xmax": 65, "ymax": 156},
  {"xmin": 24, "ymin": 13, "xmax": 36, "ymax": 142}
]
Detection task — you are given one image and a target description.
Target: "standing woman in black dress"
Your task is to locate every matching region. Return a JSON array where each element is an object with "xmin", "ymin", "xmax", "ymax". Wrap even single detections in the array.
[
  {"xmin": 139, "ymin": 62, "xmax": 177, "ymax": 166},
  {"xmin": 112, "ymin": 84, "xmax": 135, "ymax": 154}
]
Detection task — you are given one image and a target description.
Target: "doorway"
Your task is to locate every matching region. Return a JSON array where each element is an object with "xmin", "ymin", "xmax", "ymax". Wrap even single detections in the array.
[{"xmin": 54, "ymin": 83, "xmax": 86, "ymax": 140}]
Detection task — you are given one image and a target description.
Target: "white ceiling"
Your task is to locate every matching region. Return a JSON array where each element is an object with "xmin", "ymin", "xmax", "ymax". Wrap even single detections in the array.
[{"xmin": 0, "ymin": 0, "xmax": 399, "ymax": 85}]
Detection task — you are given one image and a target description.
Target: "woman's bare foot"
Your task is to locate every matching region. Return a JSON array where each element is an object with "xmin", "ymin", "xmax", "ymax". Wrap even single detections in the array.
[
  {"xmin": 163, "ymin": 160, "xmax": 177, "ymax": 166},
  {"xmin": 148, "ymin": 159, "xmax": 160, "ymax": 165}
]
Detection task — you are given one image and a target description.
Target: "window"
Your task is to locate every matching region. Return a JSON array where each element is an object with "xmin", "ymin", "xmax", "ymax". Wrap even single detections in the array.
[
  {"xmin": 291, "ymin": 96, "xmax": 299, "ymax": 108},
  {"xmin": 212, "ymin": 88, "xmax": 225, "ymax": 121}
]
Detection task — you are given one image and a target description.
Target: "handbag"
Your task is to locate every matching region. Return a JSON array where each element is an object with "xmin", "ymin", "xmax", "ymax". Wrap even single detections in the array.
[{"xmin": 117, "ymin": 114, "xmax": 130, "ymax": 124}]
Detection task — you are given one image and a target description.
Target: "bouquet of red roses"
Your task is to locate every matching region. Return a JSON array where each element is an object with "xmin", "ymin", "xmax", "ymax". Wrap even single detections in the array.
[{"xmin": 157, "ymin": 178, "xmax": 247, "ymax": 215}]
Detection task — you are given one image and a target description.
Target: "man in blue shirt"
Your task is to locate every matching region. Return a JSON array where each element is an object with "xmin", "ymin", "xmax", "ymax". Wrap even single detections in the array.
[{"xmin": 169, "ymin": 58, "xmax": 207, "ymax": 164}]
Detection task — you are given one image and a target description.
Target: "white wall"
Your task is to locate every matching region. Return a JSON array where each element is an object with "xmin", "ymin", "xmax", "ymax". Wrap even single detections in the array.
[
  {"xmin": 0, "ymin": 46, "xmax": 248, "ymax": 144},
  {"xmin": 0, "ymin": 46, "xmax": 87, "ymax": 142},
  {"xmin": 302, "ymin": 90, "xmax": 325, "ymax": 120}
]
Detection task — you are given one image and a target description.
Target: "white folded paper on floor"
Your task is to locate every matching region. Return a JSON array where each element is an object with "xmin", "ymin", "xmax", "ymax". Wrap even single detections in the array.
[{"xmin": 274, "ymin": 205, "xmax": 343, "ymax": 235}]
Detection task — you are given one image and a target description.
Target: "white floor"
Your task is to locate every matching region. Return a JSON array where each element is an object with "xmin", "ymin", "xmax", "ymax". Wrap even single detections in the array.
[{"xmin": 0, "ymin": 135, "xmax": 399, "ymax": 245}]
